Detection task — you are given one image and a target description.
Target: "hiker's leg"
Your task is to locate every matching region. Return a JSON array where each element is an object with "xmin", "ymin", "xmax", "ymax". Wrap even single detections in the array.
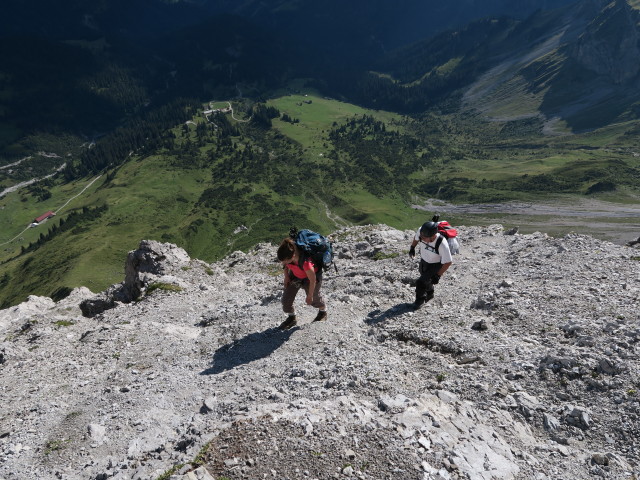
[
  {"xmin": 302, "ymin": 278, "xmax": 326, "ymax": 310},
  {"xmin": 304, "ymin": 277, "xmax": 327, "ymax": 322},
  {"xmin": 415, "ymin": 260, "xmax": 430, "ymax": 300},
  {"xmin": 282, "ymin": 283, "xmax": 300, "ymax": 315},
  {"xmin": 415, "ymin": 276, "xmax": 428, "ymax": 301},
  {"xmin": 424, "ymin": 263, "xmax": 441, "ymax": 298},
  {"xmin": 416, "ymin": 261, "xmax": 439, "ymax": 302}
]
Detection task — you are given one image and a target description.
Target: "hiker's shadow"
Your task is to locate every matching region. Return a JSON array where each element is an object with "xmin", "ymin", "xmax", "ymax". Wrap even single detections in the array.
[
  {"xmin": 365, "ymin": 303, "xmax": 412, "ymax": 325},
  {"xmin": 200, "ymin": 326, "xmax": 296, "ymax": 375}
]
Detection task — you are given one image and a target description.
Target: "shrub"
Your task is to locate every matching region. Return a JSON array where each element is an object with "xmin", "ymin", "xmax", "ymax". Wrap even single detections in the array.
[
  {"xmin": 373, "ymin": 251, "xmax": 399, "ymax": 261},
  {"xmin": 146, "ymin": 283, "xmax": 183, "ymax": 295}
]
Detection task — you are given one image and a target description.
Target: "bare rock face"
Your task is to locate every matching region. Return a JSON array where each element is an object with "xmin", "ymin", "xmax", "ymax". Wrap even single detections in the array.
[
  {"xmin": 0, "ymin": 295, "xmax": 54, "ymax": 330},
  {"xmin": 122, "ymin": 239, "xmax": 191, "ymax": 300},
  {"xmin": 572, "ymin": 0, "xmax": 640, "ymax": 83},
  {"xmin": 80, "ymin": 240, "xmax": 191, "ymax": 317},
  {"xmin": 78, "ymin": 289, "xmax": 118, "ymax": 318},
  {"xmin": 1, "ymin": 224, "xmax": 639, "ymax": 480}
]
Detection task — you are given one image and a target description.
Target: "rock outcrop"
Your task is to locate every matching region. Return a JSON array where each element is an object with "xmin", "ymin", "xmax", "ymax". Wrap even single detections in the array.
[
  {"xmin": 79, "ymin": 240, "xmax": 192, "ymax": 317},
  {"xmin": 0, "ymin": 224, "xmax": 638, "ymax": 480}
]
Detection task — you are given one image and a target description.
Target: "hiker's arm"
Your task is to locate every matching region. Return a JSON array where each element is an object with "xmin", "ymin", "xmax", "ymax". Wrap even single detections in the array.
[
  {"xmin": 437, "ymin": 262, "xmax": 452, "ymax": 277},
  {"xmin": 305, "ymin": 268, "xmax": 316, "ymax": 304},
  {"xmin": 409, "ymin": 239, "xmax": 418, "ymax": 257},
  {"xmin": 283, "ymin": 268, "xmax": 290, "ymax": 288}
]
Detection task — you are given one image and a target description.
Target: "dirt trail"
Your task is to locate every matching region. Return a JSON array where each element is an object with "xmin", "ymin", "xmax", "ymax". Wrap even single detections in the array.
[{"xmin": 0, "ymin": 156, "xmax": 31, "ymax": 171}]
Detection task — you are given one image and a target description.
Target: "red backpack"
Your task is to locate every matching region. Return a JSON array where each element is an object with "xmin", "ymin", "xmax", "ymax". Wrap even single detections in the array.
[
  {"xmin": 436, "ymin": 221, "xmax": 457, "ymax": 239},
  {"xmin": 431, "ymin": 215, "xmax": 460, "ymax": 254}
]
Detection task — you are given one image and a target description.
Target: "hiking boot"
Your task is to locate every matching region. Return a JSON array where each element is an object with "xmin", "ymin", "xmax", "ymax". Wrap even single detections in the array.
[
  {"xmin": 313, "ymin": 310, "xmax": 328, "ymax": 322},
  {"xmin": 278, "ymin": 315, "xmax": 297, "ymax": 330},
  {"xmin": 425, "ymin": 291, "xmax": 434, "ymax": 302},
  {"xmin": 412, "ymin": 298, "xmax": 425, "ymax": 310}
]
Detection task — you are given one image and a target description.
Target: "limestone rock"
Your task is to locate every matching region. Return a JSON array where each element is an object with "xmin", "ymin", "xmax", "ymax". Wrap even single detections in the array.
[{"xmin": 1, "ymin": 224, "xmax": 638, "ymax": 480}]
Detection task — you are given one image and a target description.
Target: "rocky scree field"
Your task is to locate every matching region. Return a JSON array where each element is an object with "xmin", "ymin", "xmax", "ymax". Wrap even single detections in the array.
[{"xmin": 0, "ymin": 224, "xmax": 639, "ymax": 480}]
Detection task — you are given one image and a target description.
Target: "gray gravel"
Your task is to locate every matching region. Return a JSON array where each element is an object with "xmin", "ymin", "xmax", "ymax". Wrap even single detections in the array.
[{"xmin": 1, "ymin": 224, "xmax": 638, "ymax": 480}]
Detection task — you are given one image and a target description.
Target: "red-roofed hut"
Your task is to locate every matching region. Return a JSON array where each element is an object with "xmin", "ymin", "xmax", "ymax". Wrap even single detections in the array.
[{"xmin": 33, "ymin": 211, "xmax": 56, "ymax": 224}]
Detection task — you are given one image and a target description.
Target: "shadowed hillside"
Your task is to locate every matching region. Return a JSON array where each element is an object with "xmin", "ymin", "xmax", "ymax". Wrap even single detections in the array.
[{"xmin": 354, "ymin": 0, "xmax": 640, "ymax": 133}]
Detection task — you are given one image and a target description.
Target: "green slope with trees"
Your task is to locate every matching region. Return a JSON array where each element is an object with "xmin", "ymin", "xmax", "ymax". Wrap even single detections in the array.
[{"xmin": 2, "ymin": 89, "xmax": 640, "ymax": 307}]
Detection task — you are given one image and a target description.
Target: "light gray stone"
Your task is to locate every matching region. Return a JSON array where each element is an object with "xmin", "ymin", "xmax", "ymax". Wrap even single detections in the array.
[
  {"xmin": 180, "ymin": 466, "xmax": 216, "ymax": 480},
  {"xmin": 1, "ymin": 224, "xmax": 638, "ymax": 480},
  {"xmin": 88, "ymin": 424, "xmax": 107, "ymax": 445},
  {"xmin": 543, "ymin": 414, "xmax": 560, "ymax": 431}
]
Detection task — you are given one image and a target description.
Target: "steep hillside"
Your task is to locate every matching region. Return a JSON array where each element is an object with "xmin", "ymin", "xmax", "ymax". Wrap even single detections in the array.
[
  {"xmin": 212, "ymin": 0, "xmax": 576, "ymax": 50},
  {"xmin": 462, "ymin": 0, "xmax": 640, "ymax": 132},
  {"xmin": 0, "ymin": 224, "xmax": 638, "ymax": 479},
  {"xmin": 363, "ymin": 0, "xmax": 640, "ymax": 132},
  {"xmin": 0, "ymin": 0, "xmax": 582, "ymax": 158},
  {"xmin": 2, "ymin": 0, "xmax": 640, "ymax": 312},
  {"xmin": 2, "ymin": 0, "xmax": 638, "ymax": 160},
  {"xmin": 1, "ymin": 0, "xmax": 575, "ymax": 46}
]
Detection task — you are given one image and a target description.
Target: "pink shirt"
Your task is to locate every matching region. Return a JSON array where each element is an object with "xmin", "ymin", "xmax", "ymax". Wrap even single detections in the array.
[{"xmin": 286, "ymin": 259, "xmax": 317, "ymax": 279}]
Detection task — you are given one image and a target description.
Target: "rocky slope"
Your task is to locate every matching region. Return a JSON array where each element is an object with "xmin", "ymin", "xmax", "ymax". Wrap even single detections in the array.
[
  {"xmin": 0, "ymin": 224, "xmax": 639, "ymax": 480},
  {"xmin": 573, "ymin": 0, "xmax": 640, "ymax": 84},
  {"xmin": 461, "ymin": 0, "xmax": 640, "ymax": 132}
]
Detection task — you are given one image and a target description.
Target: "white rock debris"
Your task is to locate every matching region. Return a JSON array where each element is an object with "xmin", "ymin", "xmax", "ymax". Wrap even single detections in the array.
[{"xmin": 0, "ymin": 224, "xmax": 638, "ymax": 480}]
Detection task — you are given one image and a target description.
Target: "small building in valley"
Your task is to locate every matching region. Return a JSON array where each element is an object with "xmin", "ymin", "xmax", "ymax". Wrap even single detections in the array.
[{"xmin": 33, "ymin": 211, "xmax": 56, "ymax": 224}]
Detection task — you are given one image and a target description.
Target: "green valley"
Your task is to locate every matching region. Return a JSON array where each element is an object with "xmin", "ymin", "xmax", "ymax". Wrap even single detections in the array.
[{"xmin": 1, "ymin": 88, "xmax": 639, "ymax": 307}]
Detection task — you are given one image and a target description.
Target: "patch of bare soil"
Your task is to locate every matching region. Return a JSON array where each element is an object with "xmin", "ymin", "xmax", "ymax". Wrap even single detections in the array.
[{"xmin": 202, "ymin": 418, "xmax": 422, "ymax": 480}]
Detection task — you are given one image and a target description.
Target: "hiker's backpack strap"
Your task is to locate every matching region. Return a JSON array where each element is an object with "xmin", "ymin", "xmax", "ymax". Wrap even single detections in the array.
[
  {"xmin": 297, "ymin": 250, "xmax": 323, "ymax": 275},
  {"xmin": 434, "ymin": 235, "xmax": 443, "ymax": 255},
  {"xmin": 420, "ymin": 235, "xmax": 444, "ymax": 255}
]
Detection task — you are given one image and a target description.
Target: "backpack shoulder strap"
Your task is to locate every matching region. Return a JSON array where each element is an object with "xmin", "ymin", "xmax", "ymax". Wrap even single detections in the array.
[
  {"xmin": 298, "ymin": 251, "xmax": 321, "ymax": 273},
  {"xmin": 419, "ymin": 235, "xmax": 444, "ymax": 254},
  {"xmin": 434, "ymin": 235, "xmax": 443, "ymax": 255},
  {"xmin": 297, "ymin": 250, "xmax": 309, "ymax": 267}
]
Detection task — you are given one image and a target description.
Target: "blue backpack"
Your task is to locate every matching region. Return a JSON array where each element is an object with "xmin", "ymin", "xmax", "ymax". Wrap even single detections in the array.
[{"xmin": 289, "ymin": 227, "xmax": 335, "ymax": 272}]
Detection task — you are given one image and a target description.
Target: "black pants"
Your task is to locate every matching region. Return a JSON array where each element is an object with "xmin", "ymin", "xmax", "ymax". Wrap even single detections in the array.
[{"xmin": 416, "ymin": 260, "xmax": 441, "ymax": 300}]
